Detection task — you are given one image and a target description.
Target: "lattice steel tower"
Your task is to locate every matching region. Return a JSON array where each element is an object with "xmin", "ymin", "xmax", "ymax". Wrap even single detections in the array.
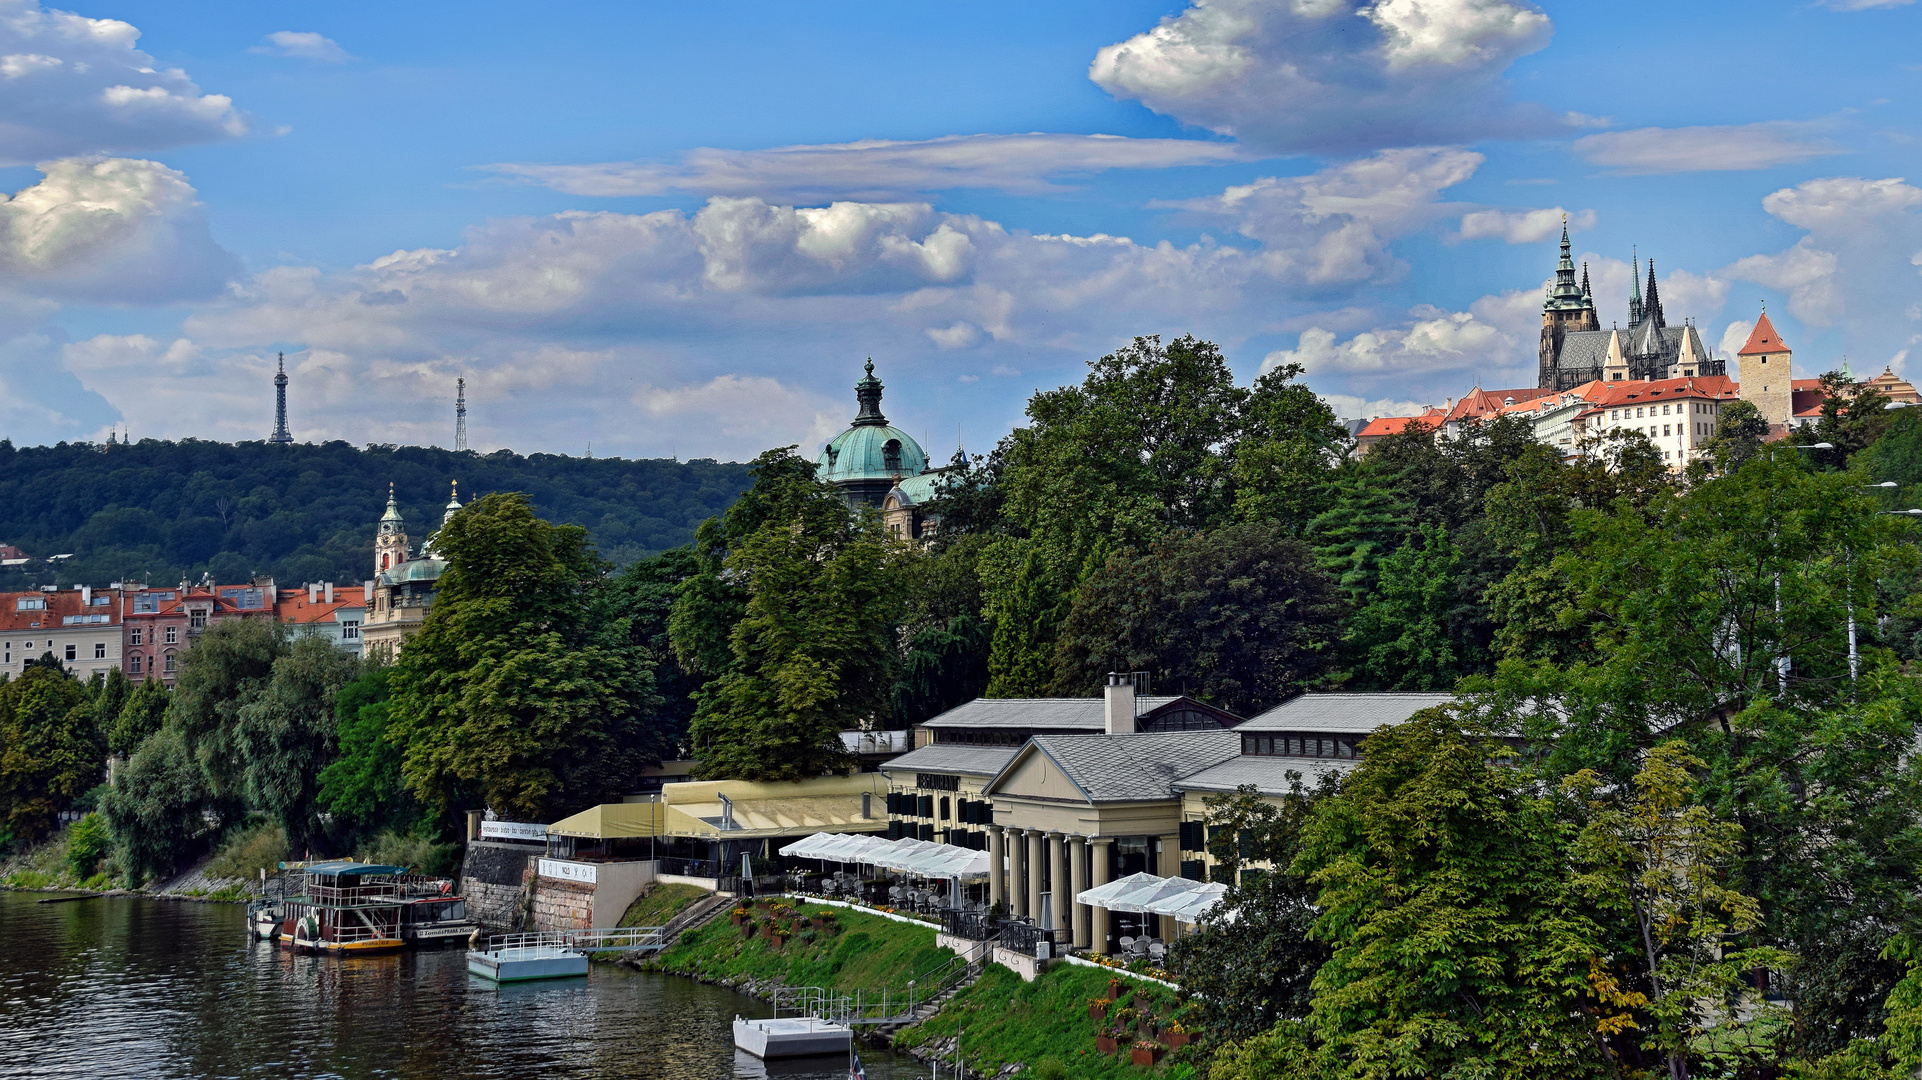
[
  {"xmin": 454, "ymin": 378, "xmax": 468, "ymax": 451},
  {"xmin": 269, "ymin": 353, "xmax": 293, "ymax": 444}
]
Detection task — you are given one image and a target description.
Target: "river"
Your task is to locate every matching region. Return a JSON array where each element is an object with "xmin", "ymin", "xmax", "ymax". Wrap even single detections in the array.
[{"xmin": 0, "ymin": 891, "xmax": 934, "ymax": 1079}]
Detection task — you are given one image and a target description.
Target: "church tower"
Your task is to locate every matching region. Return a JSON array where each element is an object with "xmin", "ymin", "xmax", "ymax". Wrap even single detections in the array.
[
  {"xmin": 375, "ymin": 484, "xmax": 409, "ymax": 575},
  {"xmin": 1737, "ymin": 311, "xmax": 1793, "ymax": 428},
  {"xmin": 1538, "ymin": 219, "xmax": 1600, "ymax": 388},
  {"xmin": 269, "ymin": 353, "xmax": 293, "ymax": 444}
]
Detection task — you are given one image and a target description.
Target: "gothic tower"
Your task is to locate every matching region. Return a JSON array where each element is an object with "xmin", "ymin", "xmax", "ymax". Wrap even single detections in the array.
[
  {"xmin": 269, "ymin": 353, "xmax": 293, "ymax": 444},
  {"xmin": 375, "ymin": 484, "xmax": 409, "ymax": 575},
  {"xmin": 1737, "ymin": 310, "xmax": 1793, "ymax": 428},
  {"xmin": 1537, "ymin": 220, "xmax": 1600, "ymax": 388}
]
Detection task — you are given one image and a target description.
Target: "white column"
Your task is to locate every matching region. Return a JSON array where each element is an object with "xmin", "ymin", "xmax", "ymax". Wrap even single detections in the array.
[
  {"xmin": 1047, "ymin": 832, "xmax": 1068, "ymax": 931},
  {"xmin": 987, "ymin": 825, "xmax": 1006, "ymax": 910},
  {"xmin": 1009, "ymin": 829, "xmax": 1027, "ymax": 918},
  {"xmin": 1069, "ymin": 835, "xmax": 1090, "ymax": 949},
  {"xmin": 1091, "ymin": 837, "xmax": 1112, "ymax": 954},
  {"xmin": 1026, "ymin": 831, "xmax": 1044, "ymax": 923}
]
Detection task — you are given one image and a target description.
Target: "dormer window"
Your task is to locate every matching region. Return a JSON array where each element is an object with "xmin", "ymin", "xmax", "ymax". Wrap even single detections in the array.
[
  {"xmin": 883, "ymin": 438, "xmax": 902, "ymax": 472},
  {"xmin": 824, "ymin": 444, "xmax": 839, "ymax": 466}
]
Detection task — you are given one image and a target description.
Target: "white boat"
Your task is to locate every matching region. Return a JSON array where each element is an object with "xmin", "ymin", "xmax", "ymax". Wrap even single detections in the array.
[
  {"xmin": 731, "ymin": 1016, "xmax": 853, "ymax": 1059},
  {"xmin": 466, "ymin": 944, "xmax": 589, "ymax": 983},
  {"xmin": 247, "ymin": 900, "xmax": 281, "ymax": 941}
]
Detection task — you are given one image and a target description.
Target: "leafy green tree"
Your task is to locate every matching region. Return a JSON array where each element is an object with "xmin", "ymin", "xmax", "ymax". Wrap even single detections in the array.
[
  {"xmin": 1565, "ymin": 742, "xmax": 1790, "ymax": 1079},
  {"xmin": 599, "ymin": 546, "xmax": 702, "ymax": 752},
  {"xmin": 164, "ymin": 618, "xmax": 288, "ymax": 814},
  {"xmin": 317, "ymin": 669, "xmax": 413, "ymax": 833},
  {"xmin": 66, "ymin": 811, "xmax": 110, "ymax": 878},
  {"xmin": 1051, "ymin": 522, "xmax": 1340, "ymax": 715},
  {"xmin": 677, "ymin": 449, "xmax": 905, "ymax": 780},
  {"xmin": 106, "ymin": 678, "xmax": 170, "ymax": 758},
  {"xmin": 1696, "ymin": 398, "xmax": 1771, "ymax": 473},
  {"xmin": 233, "ymin": 636, "xmax": 362, "ymax": 854},
  {"xmin": 0, "ymin": 666, "xmax": 100, "ymax": 841},
  {"xmin": 1795, "ymin": 372, "xmax": 1892, "ymax": 467},
  {"xmin": 1233, "ymin": 362, "xmax": 1351, "ymax": 532},
  {"xmin": 1291, "ymin": 710, "xmax": 1629, "ymax": 1079},
  {"xmin": 980, "ymin": 537, "xmax": 1068, "ymax": 697},
  {"xmin": 1304, "ymin": 469, "xmax": 1414, "ymax": 608},
  {"xmin": 892, "ymin": 533, "xmax": 994, "ymax": 725},
  {"xmin": 1342, "ymin": 523, "xmax": 1463, "ymax": 690},
  {"xmin": 98, "ymin": 724, "xmax": 212, "ymax": 882},
  {"xmin": 388, "ymin": 491, "xmax": 662, "ymax": 820},
  {"xmin": 1170, "ymin": 777, "xmax": 1340, "ymax": 1052}
]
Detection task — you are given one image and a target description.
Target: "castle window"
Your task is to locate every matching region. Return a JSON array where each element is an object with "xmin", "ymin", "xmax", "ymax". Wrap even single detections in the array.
[
  {"xmin": 164, "ymin": 651, "xmax": 177, "ymax": 673},
  {"xmin": 165, "ymin": 626, "xmax": 178, "ymax": 644},
  {"xmin": 883, "ymin": 439, "xmax": 902, "ymax": 472}
]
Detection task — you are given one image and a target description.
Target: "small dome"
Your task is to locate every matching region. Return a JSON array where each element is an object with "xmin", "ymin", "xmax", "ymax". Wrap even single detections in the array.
[
  {"xmin": 818, "ymin": 424, "xmax": 928, "ymax": 485},
  {"xmin": 391, "ymin": 558, "xmax": 445, "ymax": 583}
]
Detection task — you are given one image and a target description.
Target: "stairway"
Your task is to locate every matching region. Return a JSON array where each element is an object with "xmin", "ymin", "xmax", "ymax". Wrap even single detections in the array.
[
  {"xmin": 625, "ymin": 892, "xmax": 734, "ymax": 957},
  {"xmin": 871, "ymin": 959, "xmax": 986, "ymax": 1043}
]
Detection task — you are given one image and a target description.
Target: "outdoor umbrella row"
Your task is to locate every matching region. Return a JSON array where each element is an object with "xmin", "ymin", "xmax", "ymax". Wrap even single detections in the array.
[
  {"xmin": 779, "ymin": 831, "xmax": 990, "ymax": 879},
  {"xmin": 1074, "ymin": 872, "xmax": 1228, "ymax": 921}
]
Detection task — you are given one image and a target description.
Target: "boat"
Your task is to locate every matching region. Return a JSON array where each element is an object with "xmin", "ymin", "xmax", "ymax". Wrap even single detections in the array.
[
  {"xmin": 731, "ymin": 1016, "xmax": 852, "ymax": 1059},
  {"xmin": 246, "ymin": 898, "xmax": 282, "ymax": 941},
  {"xmin": 466, "ymin": 941, "xmax": 590, "ymax": 983},
  {"xmin": 275, "ymin": 861, "xmax": 476, "ymax": 955}
]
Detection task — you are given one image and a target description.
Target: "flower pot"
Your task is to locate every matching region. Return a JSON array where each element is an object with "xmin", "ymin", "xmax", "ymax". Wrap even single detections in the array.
[
  {"xmin": 731, "ymin": 914, "xmax": 744, "ymax": 926},
  {"xmin": 1131, "ymin": 1046, "xmax": 1162, "ymax": 1066},
  {"xmin": 1089, "ymin": 1005, "xmax": 1108, "ymax": 1023},
  {"xmin": 1134, "ymin": 993, "xmax": 1151, "ymax": 1011},
  {"xmin": 1095, "ymin": 1036, "xmax": 1118, "ymax": 1054},
  {"xmin": 811, "ymin": 917, "xmax": 825, "ymax": 930},
  {"xmin": 1108, "ymin": 979, "xmax": 1125, "ymax": 1000},
  {"xmin": 1165, "ymin": 1032, "xmax": 1190, "ymax": 1048},
  {"xmin": 770, "ymin": 934, "xmax": 786, "ymax": 950}
]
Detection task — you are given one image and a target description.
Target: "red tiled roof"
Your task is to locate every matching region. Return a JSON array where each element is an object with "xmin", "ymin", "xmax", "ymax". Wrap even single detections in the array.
[
  {"xmin": 275, "ymin": 587, "xmax": 367, "ymax": 624},
  {"xmin": 1738, "ymin": 313, "xmax": 1787, "ymax": 356},
  {"xmin": 1444, "ymin": 386, "xmax": 1557, "ymax": 423},
  {"xmin": 0, "ymin": 589, "xmax": 119, "ymax": 633}
]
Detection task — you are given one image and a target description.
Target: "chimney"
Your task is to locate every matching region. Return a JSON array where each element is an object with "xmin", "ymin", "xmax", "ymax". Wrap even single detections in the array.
[
  {"xmin": 80, "ymin": 585, "xmax": 91, "ymax": 606},
  {"xmin": 364, "ymin": 580, "xmax": 374, "ymax": 603},
  {"xmin": 1104, "ymin": 673, "xmax": 1137, "ymax": 735},
  {"xmin": 308, "ymin": 583, "xmax": 321, "ymax": 603},
  {"xmin": 324, "ymin": 582, "xmax": 334, "ymax": 604}
]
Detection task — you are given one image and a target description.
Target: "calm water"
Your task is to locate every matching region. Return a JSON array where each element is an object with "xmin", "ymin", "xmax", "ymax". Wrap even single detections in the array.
[{"xmin": 0, "ymin": 891, "xmax": 931, "ymax": 1080}]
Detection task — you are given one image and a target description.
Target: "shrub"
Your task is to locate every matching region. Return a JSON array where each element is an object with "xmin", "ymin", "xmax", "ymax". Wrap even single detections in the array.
[
  {"xmin": 66, "ymin": 813, "xmax": 111, "ymax": 879},
  {"xmin": 1035, "ymin": 1057, "xmax": 1068, "ymax": 1080},
  {"xmin": 354, "ymin": 828, "xmax": 461, "ymax": 876},
  {"xmin": 203, "ymin": 820, "xmax": 289, "ymax": 881}
]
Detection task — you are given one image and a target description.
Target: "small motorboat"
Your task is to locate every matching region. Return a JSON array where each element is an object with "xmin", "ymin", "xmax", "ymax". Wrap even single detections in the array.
[{"xmin": 247, "ymin": 899, "xmax": 281, "ymax": 941}]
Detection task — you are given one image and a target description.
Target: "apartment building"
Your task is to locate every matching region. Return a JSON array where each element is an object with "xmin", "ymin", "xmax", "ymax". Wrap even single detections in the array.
[{"xmin": 0, "ymin": 586, "xmax": 122, "ymax": 681}]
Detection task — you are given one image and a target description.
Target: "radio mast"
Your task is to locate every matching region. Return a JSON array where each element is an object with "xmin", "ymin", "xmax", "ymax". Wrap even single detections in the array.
[{"xmin": 454, "ymin": 378, "xmax": 468, "ymax": 452}]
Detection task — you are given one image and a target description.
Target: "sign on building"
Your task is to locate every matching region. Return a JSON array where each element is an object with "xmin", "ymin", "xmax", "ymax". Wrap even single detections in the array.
[
  {"xmin": 538, "ymin": 858, "xmax": 598, "ymax": 884},
  {"xmin": 479, "ymin": 820, "xmax": 548, "ymax": 842}
]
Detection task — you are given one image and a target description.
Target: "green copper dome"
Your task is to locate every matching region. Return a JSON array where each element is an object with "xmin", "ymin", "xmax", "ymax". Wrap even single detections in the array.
[{"xmin": 816, "ymin": 360, "xmax": 929, "ymax": 486}]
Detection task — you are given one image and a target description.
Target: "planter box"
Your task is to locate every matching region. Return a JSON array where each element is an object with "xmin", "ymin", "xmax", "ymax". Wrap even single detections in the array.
[
  {"xmin": 1109, "ymin": 979, "xmax": 1125, "ymax": 1000},
  {"xmin": 1096, "ymin": 1036, "xmax": 1118, "ymax": 1054},
  {"xmin": 1131, "ymin": 1047, "xmax": 1163, "ymax": 1066},
  {"xmin": 731, "ymin": 915, "xmax": 744, "ymax": 926},
  {"xmin": 770, "ymin": 935, "xmax": 786, "ymax": 950},
  {"xmin": 1089, "ymin": 1005, "xmax": 1108, "ymax": 1023},
  {"xmin": 811, "ymin": 917, "xmax": 826, "ymax": 930},
  {"xmin": 1165, "ymin": 1032, "xmax": 1191, "ymax": 1048}
]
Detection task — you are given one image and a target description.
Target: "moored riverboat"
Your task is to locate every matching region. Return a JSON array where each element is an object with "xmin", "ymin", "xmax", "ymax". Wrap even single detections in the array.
[{"xmin": 276, "ymin": 861, "xmax": 475, "ymax": 955}]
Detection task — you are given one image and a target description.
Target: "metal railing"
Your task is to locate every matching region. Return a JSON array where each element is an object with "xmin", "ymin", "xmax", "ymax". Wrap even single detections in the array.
[
  {"xmin": 481, "ymin": 926, "xmax": 668, "ymax": 954},
  {"xmin": 993, "ymin": 919, "xmax": 1071, "ymax": 954},
  {"xmin": 770, "ymin": 952, "xmax": 975, "ymax": 1027}
]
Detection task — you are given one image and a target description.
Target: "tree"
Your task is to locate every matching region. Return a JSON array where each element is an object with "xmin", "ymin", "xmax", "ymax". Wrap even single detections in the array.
[
  {"xmin": 1564, "ymin": 742, "xmax": 1789, "ymax": 1080},
  {"xmin": 1170, "ymin": 777, "xmax": 1340, "ymax": 1052},
  {"xmin": 892, "ymin": 533, "xmax": 994, "ymax": 726},
  {"xmin": 1291, "ymin": 710, "xmax": 1630, "ymax": 1079},
  {"xmin": 233, "ymin": 636, "xmax": 362, "ymax": 854},
  {"xmin": 1233, "ymin": 362, "xmax": 1351, "ymax": 532},
  {"xmin": 1051, "ymin": 523, "xmax": 1340, "ymax": 716},
  {"xmin": 317, "ymin": 669, "xmax": 414, "ymax": 834},
  {"xmin": 1304, "ymin": 469, "xmax": 1414, "ymax": 608},
  {"xmin": 1696, "ymin": 399, "xmax": 1771, "ymax": 473},
  {"xmin": 0, "ymin": 665, "xmax": 99, "ymax": 842},
  {"xmin": 388, "ymin": 491, "xmax": 663, "ymax": 820},
  {"xmin": 164, "ymin": 618, "xmax": 288, "ymax": 815},
  {"xmin": 106, "ymin": 678, "xmax": 170, "ymax": 759},
  {"xmin": 98, "ymin": 724, "xmax": 212, "ymax": 882},
  {"xmin": 676, "ymin": 449, "xmax": 905, "ymax": 780},
  {"xmin": 1796, "ymin": 372, "xmax": 1891, "ymax": 467},
  {"xmin": 1342, "ymin": 523, "xmax": 1463, "ymax": 690},
  {"xmin": 599, "ymin": 546, "xmax": 702, "ymax": 752}
]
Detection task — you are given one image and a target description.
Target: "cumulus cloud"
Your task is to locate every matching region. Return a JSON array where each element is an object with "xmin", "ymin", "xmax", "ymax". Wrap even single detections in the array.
[
  {"xmin": 1819, "ymin": 0, "xmax": 1913, "ymax": 8},
  {"xmin": 0, "ymin": 157, "xmax": 238, "ymax": 302},
  {"xmin": 1457, "ymin": 206, "xmax": 1594, "ymax": 243},
  {"xmin": 1318, "ymin": 391, "xmax": 1434, "ymax": 421},
  {"xmin": 636, "ymin": 374, "xmax": 843, "ymax": 451},
  {"xmin": 1573, "ymin": 122, "xmax": 1837, "ymax": 174},
  {"xmin": 0, "ymin": 0, "xmax": 247, "ymax": 163},
  {"xmin": 1262, "ymin": 306, "xmax": 1509, "ymax": 380},
  {"xmin": 1169, "ymin": 146, "xmax": 1483, "ymax": 286},
  {"xmin": 1089, "ymin": 0, "xmax": 1558, "ymax": 153},
  {"xmin": 250, "ymin": 31, "xmax": 351, "ymax": 62},
  {"xmin": 488, "ymin": 133, "xmax": 1244, "ymax": 201}
]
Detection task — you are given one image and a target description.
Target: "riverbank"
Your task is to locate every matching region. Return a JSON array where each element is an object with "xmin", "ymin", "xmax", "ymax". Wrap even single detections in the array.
[{"xmin": 634, "ymin": 896, "xmax": 954, "ymax": 1001}]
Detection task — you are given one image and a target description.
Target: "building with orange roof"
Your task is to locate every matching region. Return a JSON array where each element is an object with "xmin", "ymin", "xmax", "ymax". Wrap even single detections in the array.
[
  {"xmin": 276, "ymin": 582, "xmax": 370, "ymax": 655},
  {"xmin": 1537, "ymin": 224, "xmax": 1725, "ymax": 391},
  {"xmin": 1352, "ymin": 410, "xmax": 1443, "ymax": 457},
  {"xmin": 1569, "ymin": 375, "xmax": 1742, "ymax": 468},
  {"xmin": 1864, "ymin": 366, "xmax": 1920, "ymax": 405},
  {"xmin": 1736, "ymin": 312, "xmax": 1794, "ymax": 428},
  {"xmin": 1, "ymin": 586, "xmax": 121, "ymax": 680},
  {"xmin": 121, "ymin": 578, "xmax": 280, "ymax": 685}
]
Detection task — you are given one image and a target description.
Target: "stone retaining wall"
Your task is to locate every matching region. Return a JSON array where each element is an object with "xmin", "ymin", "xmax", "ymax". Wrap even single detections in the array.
[
  {"xmin": 531, "ymin": 878, "xmax": 594, "ymax": 930},
  {"xmin": 458, "ymin": 841, "xmax": 538, "ymax": 930}
]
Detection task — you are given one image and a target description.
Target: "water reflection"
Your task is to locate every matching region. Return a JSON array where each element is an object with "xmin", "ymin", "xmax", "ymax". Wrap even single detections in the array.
[{"xmin": 0, "ymin": 892, "xmax": 929, "ymax": 1079}]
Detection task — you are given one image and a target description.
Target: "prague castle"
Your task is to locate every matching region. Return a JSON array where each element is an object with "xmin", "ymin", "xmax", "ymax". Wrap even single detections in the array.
[{"xmin": 1537, "ymin": 224, "xmax": 1722, "ymax": 391}]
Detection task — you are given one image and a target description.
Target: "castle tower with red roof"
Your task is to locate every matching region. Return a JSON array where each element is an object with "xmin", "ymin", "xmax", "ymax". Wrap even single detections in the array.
[{"xmin": 1736, "ymin": 311, "xmax": 1792, "ymax": 427}]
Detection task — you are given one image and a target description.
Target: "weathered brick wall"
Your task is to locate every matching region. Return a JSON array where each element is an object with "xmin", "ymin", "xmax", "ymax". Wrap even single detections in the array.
[
  {"xmin": 530, "ymin": 878, "xmax": 594, "ymax": 931},
  {"xmin": 459, "ymin": 842, "xmax": 536, "ymax": 930}
]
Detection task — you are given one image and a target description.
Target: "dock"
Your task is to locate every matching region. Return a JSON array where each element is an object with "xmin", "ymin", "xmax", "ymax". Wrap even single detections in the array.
[{"xmin": 465, "ymin": 926, "xmax": 667, "ymax": 983}]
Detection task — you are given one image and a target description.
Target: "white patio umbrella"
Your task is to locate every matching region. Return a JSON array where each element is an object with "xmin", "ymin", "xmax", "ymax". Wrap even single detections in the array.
[{"xmin": 1073, "ymin": 871, "xmax": 1166, "ymax": 910}]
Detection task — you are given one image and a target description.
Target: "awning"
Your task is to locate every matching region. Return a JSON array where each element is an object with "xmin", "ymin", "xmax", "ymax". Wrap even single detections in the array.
[
  {"xmin": 778, "ymin": 833, "xmax": 990, "ymax": 879},
  {"xmin": 546, "ymin": 801, "xmax": 663, "ymax": 839}
]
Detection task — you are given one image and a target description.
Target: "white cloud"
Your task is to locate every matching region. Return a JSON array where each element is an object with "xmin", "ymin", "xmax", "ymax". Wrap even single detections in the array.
[
  {"xmin": 0, "ymin": 0, "xmax": 247, "ymax": 164},
  {"xmin": 1170, "ymin": 146, "xmax": 1483, "ymax": 285},
  {"xmin": 1457, "ymin": 206, "xmax": 1593, "ymax": 243},
  {"xmin": 636, "ymin": 374, "xmax": 843, "ymax": 451},
  {"xmin": 1089, "ymin": 0, "xmax": 1558, "ymax": 153},
  {"xmin": 1263, "ymin": 306, "xmax": 1508, "ymax": 378},
  {"xmin": 1760, "ymin": 176, "xmax": 1922, "ymax": 229},
  {"xmin": 1572, "ymin": 122, "xmax": 1837, "ymax": 174},
  {"xmin": 0, "ymin": 157, "xmax": 238, "ymax": 302},
  {"xmin": 1725, "ymin": 240, "xmax": 1841, "ymax": 326},
  {"xmin": 1717, "ymin": 320, "xmax": 1754, "ymax": 361},
  {"xmin": 250, "ymin": 31, "xmax": 351, "ymax": 62},
  {"xmin": 1819, "ymin": 0, "xmax": 1913, "ymax": 8},
  {"xmin": 1317, "ymin": 391, "xmax": 1432, "ymax": 421},
  {"xmin": 489, "ymin": 133, "xmax": 1244, "ymax": 201}
]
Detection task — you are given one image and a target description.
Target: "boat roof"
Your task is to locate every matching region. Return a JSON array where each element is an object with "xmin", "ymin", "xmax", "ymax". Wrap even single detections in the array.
[{"xmin": 302, "ymin": 861, "xmax": 409, "ymax": 877}]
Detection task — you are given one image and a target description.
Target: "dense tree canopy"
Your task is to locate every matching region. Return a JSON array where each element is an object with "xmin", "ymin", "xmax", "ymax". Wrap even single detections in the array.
[{"xmin": 0, "ymin": 437, "xmax": 749, "ymax": 591}]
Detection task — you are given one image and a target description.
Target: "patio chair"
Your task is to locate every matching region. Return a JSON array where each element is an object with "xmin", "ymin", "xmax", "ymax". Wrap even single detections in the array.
[
  {"xmin": 1148, "ymin": 942, "xmax": 1167, "ymax": 962},
  {"xmin": 1118, "ymin": 936, "xmax": 1135, "ymax": 952}
]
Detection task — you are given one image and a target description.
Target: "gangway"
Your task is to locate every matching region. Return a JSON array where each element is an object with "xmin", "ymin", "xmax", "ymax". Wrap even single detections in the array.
[{"xmin": 771, "ymin": 952, "xmax": 975, "ymax": 1027}]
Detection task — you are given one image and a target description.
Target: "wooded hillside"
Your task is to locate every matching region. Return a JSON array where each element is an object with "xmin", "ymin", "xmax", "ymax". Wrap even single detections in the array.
[{"xmin": 0, "ymin": 438, "xmax": 751, "ymax": 589}]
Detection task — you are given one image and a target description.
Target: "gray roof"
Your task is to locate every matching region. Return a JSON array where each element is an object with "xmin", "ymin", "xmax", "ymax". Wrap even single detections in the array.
[
  {"xmin": 880, "ymin": 743, "xmax": 1020, "ymax": 777},
  {"xmin": 1004, "ymin": 730, "xmax": 1241, "ymax": 803},
  {"xmin": 1172, "ymin": 755, "xmax": 1354, "ymax": 796},
  {"xmin": 922, "ymin": 696, "xmax": 1183, "ymax": 730},
  {"xmin": 1241, "ymin": 692, "xmax": 1454, "ymax": 734}
]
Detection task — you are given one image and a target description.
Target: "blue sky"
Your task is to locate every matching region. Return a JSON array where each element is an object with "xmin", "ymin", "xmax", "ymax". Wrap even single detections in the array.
[{"xmin": 0, "ymin": 0, "xmax": 1917, "ymax": 461}]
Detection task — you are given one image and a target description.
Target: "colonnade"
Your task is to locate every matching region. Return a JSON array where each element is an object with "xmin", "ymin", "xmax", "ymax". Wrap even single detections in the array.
[{"xmin": 983, "ymin": 823, "xmax": 1173, "ymax": 953}]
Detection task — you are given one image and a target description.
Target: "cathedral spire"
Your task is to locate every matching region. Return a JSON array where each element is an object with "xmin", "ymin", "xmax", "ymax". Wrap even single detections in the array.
[
  {"xmin": 1644, "ymin": 259, "xmax": 1665, "ymax": 328},
  {"xmin": 1629, "ymin": 248, "xmax": 1644, "ymax": 326},
  {"xmin": 1580, "ymin": 262, "xmax": 1593, "ymax": 307},
  {"xmin": 1542, "ymin": 215, "xmax": 1585, "ymax": 312}
]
